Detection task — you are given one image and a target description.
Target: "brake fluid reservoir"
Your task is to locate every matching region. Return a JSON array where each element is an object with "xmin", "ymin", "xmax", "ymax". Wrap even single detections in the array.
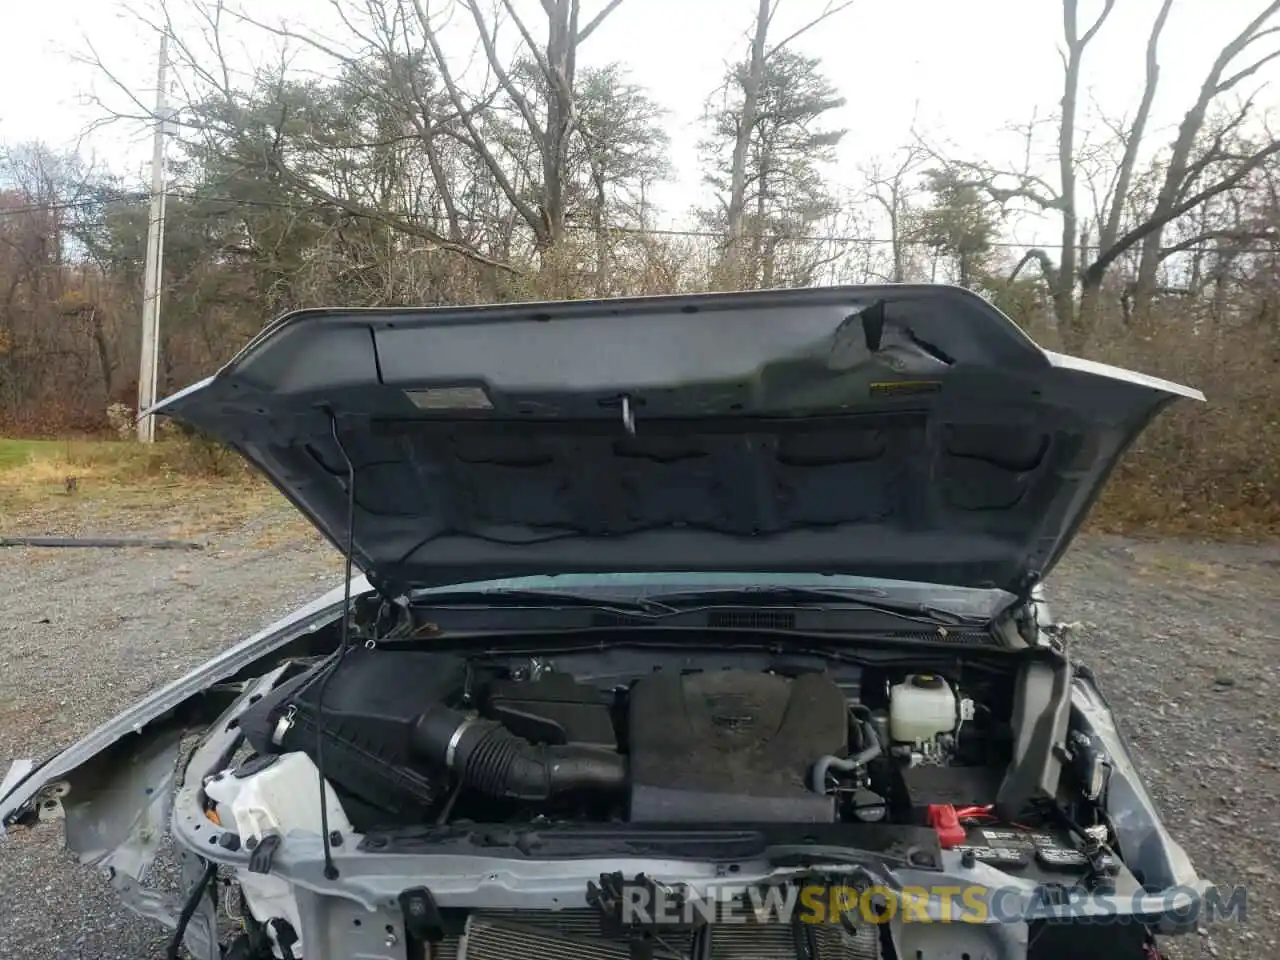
[{"xmin": 888, "ymin": 674, "xmax": 958, "ymax": 744}]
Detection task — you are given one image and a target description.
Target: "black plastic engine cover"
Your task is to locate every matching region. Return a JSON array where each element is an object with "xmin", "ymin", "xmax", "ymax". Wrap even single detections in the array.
[
  {"xmin": 238, "ymin": 649, "xmax": 466, "ymax": 824},
  {"xmin": 483, "ymin": 671, "xmax": 617, "ymax": 747},
  {"xmin": 628, "ymin": 670, "xmax": 848, "ymax": 822},
  {"xmin": 898, "ymin": 763, "xmax": 1004, "ymax": 809}
]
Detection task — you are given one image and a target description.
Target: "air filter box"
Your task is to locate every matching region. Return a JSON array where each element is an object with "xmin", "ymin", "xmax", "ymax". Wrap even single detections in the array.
[{"xmin": 238, "ymin": 648, "xmax": 467, "ymax": 824}]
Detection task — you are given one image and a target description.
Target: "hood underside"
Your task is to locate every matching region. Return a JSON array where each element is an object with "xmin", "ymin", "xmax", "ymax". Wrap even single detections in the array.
[{"xmin": 154, "ymin": 285, "xmax": 1202, "ymax": 598}]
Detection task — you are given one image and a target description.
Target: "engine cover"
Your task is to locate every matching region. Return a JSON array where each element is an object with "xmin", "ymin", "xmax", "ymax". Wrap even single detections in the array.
[{"xmin": 628, "ymin": 669, "xmax": 847, "ymax": 823}]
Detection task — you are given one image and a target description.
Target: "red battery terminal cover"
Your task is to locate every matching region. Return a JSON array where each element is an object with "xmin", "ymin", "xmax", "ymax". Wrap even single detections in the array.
[{"xmin": 927, "ymin": 803, "xmax": 967, "ymax": 849}]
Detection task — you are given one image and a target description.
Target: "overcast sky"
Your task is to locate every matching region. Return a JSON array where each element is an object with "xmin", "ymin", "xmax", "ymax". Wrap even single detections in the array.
[{"xmin": 5, "ymin": 0, "xmax": 1279, "ymax": 245}]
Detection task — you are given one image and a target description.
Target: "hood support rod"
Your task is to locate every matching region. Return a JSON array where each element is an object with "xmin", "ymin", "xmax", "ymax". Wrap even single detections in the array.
[{"xmin": 313, "ymin": 411, "xmax": 359, "ymax": 881}]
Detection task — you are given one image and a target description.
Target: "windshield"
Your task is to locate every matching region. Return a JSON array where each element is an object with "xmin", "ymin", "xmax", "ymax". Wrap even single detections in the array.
[{"xmin": 414, "ymin": 572, "xmax": 1015, "ymax": 620}]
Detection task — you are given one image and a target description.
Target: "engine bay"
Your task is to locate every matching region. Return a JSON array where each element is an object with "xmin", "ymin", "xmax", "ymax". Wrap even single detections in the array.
[
  {"xmin": 233, "ymin": 642, "xmax": 1027, "ymax": 835},
  {"xmin": 202, "ymin": 637, "xmax": 1133, "ymax": 960}
]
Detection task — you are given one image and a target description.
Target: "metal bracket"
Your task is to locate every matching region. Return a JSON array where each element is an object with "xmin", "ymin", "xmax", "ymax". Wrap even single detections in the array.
[{"xmin": 36, "ymin": 780, "xmax": 69, "ymax": 821}]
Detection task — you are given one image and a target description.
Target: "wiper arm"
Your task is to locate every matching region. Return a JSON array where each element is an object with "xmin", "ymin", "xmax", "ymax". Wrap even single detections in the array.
[
  {"xmin": 410, "ymin": 588, "xmax": 678, "ymax": 617},
  {"xmin": 649, "ymin": 587, "xmax": 987, "ymax": 626}
]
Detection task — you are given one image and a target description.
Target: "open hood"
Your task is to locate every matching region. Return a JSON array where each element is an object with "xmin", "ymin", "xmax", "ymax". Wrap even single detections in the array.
[{"xmin": 154, "ymin": 285, "xmax": 1202, "ymax": 599}]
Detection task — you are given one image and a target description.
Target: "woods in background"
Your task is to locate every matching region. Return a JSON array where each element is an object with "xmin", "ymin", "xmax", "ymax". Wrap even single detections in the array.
[{"xmin": 0, "ymin": 0, "xmax": 1277, "ymax": 532}]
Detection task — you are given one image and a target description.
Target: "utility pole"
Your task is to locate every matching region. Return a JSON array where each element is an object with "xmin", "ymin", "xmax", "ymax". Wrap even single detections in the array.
[{"xmin": 137, "ymin": 32, "xmax": 169, "ymax": 443}]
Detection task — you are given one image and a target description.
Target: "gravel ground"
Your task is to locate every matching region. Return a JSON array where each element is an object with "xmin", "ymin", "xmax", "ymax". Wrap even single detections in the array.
[{"xmin": 0, "ymin": 514, "xmax": 1276, "ymax": 959}]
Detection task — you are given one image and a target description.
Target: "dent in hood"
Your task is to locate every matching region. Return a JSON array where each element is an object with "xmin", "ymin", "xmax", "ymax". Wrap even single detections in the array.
[{"xmin": 154, "ymin": 285, "xmax": 1202, "ymax": 597}]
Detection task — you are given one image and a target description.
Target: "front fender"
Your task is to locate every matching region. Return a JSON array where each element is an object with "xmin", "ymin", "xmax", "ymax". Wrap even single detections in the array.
[
  {"xmin": 0, "ymin": 577, "xmax": 359, "ymax": 953},
  {"xmin": 0, "ymin": 759, "xmax": 36, "ymax": 808},
  {"xmin": 0, "ymin": 577, "xmax": 362, "ymax": 828},
  {"xmin": 1071, "ymin": 663, "xmax": 1214, "ymax": 934}
]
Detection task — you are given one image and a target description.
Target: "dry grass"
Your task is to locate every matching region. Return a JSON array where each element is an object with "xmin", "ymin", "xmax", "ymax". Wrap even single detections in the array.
[
  {"xmin": 0, "ymin": 436, "xmax": 311, "ymax": 539},
  {"xmin": 1023, "ymin": 303, "xmax": 1280, "ymax": 543},
  {"xmin": 1090, "ymin": 471, "xmax": 1280, "ymax": 541}
]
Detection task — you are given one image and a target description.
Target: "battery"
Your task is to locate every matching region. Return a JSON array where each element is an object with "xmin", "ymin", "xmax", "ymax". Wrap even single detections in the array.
[{"xmin": 959, "ymin": 825, "xmax": 1106, "ymax": 874}]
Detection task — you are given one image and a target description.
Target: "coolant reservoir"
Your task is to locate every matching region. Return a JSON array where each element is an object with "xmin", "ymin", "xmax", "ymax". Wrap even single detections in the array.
[
  {"xmin": 888, "ymin": 674, "xmax": 958, "ymax": 744},
  {"xmin": 204, "ymin": 753, "xmax": 355, "ymax": 960},
  {"xmin": 205, "ymin": 751, "xmax": 354, "ymax": 845}
]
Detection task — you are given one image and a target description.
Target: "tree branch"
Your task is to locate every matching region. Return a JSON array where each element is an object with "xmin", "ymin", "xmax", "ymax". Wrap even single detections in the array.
[
  {"xmin": 1088, "ymin": 138, "xmax": 1280, "ymax": 282},
  {"xmin": 460, "ymin": 0, "xmax": 546, "ymax": 141},
  {"xmin": 410, "ymin": 0, "xmax": 547, "ymax": 239},
  {"xmin": 1158, "ymin": 225, "xmax": 1279, "ymax": 259},
  {"xmin": 1217, "ymin": 46, "xmax": 1280, "ymax": 95},
  {"xmin": 1009, "ymin": 247, "xmax": 1059, "ymax": 285},
  {"xmin": 1078, "ymin": 0, "xmax": 1116, "ymax": 47},
  {"xmin": 499, "ymin": 0, "xmax": 553, "ymax": 81},
  {"xmin": 576, "ymin": 0, "xmax": 626, "ymax": 42},
  {"xmin": 1101, "ymin": 0, "xmax": 1173, "ymax": 250},
  {"xmin": 263, "ymin": 151, "xmax": 522, "ymax": 273},
  {"xmin": 764, "ymin": 0, "xmax": 856, "ymax": 59}
]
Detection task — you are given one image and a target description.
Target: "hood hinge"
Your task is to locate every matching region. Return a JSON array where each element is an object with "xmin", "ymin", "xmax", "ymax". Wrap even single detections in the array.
[
  {"xmin": 1015, "ymin": 569, "xmax": 1042, "ymax": 599},
  {"xmin": 1012, "ymin": 570, "xmax": 1042, "ymax": 644},
  {"xmin": 367, "ymin": 572, "xmax": 404, "ymax": 605}
]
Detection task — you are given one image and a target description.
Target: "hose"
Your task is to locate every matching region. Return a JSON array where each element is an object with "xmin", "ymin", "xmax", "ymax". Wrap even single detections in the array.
[
  {"xmin": 410, "ymin": 704, "xmax": 627, "ymax": 801},
  {"xmin": 810, "ymin": 717, "xmax": 883, "ymax": 794},
  {"xmin": 166, "ymin": 860, "xmax": 218, "ymax": 960}
]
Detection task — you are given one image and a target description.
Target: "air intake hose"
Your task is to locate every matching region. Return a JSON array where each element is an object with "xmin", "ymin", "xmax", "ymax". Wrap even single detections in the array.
[{"xmin": 410, "ymin": 704, "xmax": 627, "ymax": 801}]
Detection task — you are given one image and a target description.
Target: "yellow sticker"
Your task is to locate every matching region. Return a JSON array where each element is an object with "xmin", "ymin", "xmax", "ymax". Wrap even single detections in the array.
[{"xmin": 869, "ymin": 380, "xmax": 943, "ymax": 397}]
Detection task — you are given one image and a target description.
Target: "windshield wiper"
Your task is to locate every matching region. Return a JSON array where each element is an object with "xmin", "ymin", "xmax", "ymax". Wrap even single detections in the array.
[
  {"xmin": 410, "ymin": 587, "xmax": 679, "ymax": 617},
  {"xmin": 404, "ymin": 585, "xmax": 989, "ymax": 631},
  {"xmin": 644, "ymin": 586, "xmax": 988, "ymax": 626}
]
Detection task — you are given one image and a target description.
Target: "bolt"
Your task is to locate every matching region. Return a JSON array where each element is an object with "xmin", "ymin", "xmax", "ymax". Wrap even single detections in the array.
[
  {"xmin": 329, "ymin": 831, "xmax": 343, "ymax": 847},
  {"xmin": 384, "ymin": 932, "xmax": 398, "ymax": 948},
  {"xmin": 960, "ymin": 849, "xmax": 976, "ymax": 869}
]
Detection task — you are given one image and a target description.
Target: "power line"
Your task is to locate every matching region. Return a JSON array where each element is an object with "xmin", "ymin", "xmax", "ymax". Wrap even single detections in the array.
[
  {"xmin": 0, "ymin": 194, "xmax": 147, "ymax": 216},
  {"xmin": 4, "ymin": 189, "xmax": 1280, "ymax": 257},
  {"xmin": 0, "ymin": 191, "xmax": 1077, "ymax": 249}
]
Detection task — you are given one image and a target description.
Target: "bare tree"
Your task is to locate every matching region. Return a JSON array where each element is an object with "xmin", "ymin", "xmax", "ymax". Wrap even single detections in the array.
[
  {"xmin": 721, "ymin": 0, "xmax": 854, "ymax": 276},
  {"xmin": 0, "ymin": 145, "xmax": 123, "ymax": 420},
  {"xmin": 939, "ymin": 0, "xmax": 1280, "ymax": 349},
  {"xmin": 430, "ymin": 0, "xmax": 628, "ymax": 251},
  {"xmin": 861, "ymin": 144, "xmax": 927, "ymax": 283},
  {"xmin": 82, "ymin": 0, "xmax": 637, "ymax": 278},
  {"xmin": 702, "ymin": 48, "xmax": 846, "ymax": 288},
  {"xmin": 1126, "ymin": 1, "xmax": 1280, "ymax": 311},
  {"xmin": 570, "ymin": 65, "xmax": 669, "ymax": 293}
]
